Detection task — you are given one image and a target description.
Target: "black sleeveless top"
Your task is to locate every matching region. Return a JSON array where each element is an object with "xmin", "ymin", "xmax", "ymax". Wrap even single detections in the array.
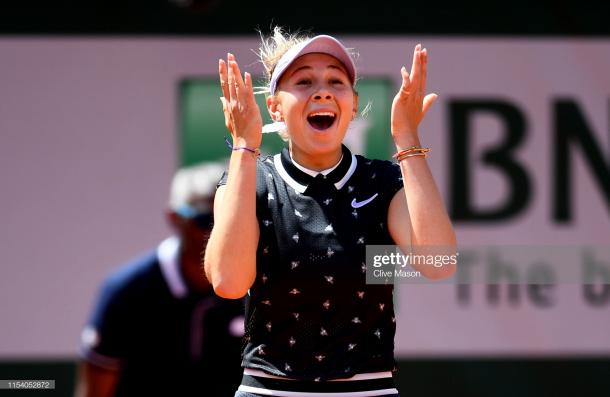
[{"xmin": 222, "ymin": 145, "xmax": 404, "ymax": 381}]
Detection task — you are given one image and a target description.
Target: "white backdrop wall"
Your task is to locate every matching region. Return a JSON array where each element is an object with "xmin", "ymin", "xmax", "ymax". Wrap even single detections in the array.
[{"xmin": 0, "ymin": 36, "xmax": 608, "ymax": 357}]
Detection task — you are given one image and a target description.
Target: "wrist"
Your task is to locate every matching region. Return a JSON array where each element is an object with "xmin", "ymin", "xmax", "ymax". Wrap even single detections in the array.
[
  {"xmin": 393, "ymin": 133, "xmax": 421, "ymax": 151},
  {"xmin": 233, "ymin": 136, "xmax": 261, "ymax": 149},
  {"xmin": 225, "ymin": 136, "xmax": 260, "ymax": 158},
  {"xmin": 231, "ymin": 148, "xmax": 259, "ymax": 160}
]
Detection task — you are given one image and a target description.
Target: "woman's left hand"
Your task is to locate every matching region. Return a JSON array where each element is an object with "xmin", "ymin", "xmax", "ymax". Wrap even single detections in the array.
[{"xmin": 390, "ymin": 44, "xmax": 438, "ymax": 147}]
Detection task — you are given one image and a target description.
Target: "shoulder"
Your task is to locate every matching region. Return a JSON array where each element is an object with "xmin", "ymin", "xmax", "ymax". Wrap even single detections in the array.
[
  {"xmin": 255, "ymin": 153, "xmax": 283, "ymax": 192},
  {"xmin": 355, "ymin": 154, "xmax": 398, "ymax": 168},
  {"xmin": 218, "ymin": 154, "xmax": 277, "ymax": 188},
  {"xmin": 352, "ymin": 154, "xmax": 403, "ymax": 202},
  {"xmin": 355, "ymin": 154, "xmax": 401, "ymax": 179},
  {"xmin": 99, "ymin": 251, "xmax": 160, "ymax": 301},
  {"xmin": 256, "ymin": 153, "xmax": 278, "ymax": 174}
]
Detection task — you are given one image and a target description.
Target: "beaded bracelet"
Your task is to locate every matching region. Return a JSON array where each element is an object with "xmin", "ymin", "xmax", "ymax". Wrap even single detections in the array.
[{"xmin": 224, "ymin": 136, "xmax": 260, "ymax": 157}]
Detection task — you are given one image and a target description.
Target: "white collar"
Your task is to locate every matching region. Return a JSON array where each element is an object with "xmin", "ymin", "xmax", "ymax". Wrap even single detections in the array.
[
  {"xmin": 157, "ymin": 236, "xmax": 188, "ymax": 299},
  {"xmin": 274, "ymin": 152, "xmax": 357, "ymax": 194},
  {"xmin": 290, "ymin": 154, "xmax": 343, "ymax": 177}
]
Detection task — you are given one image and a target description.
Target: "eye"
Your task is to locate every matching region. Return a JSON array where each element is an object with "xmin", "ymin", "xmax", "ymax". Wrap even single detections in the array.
[
  {"xmin": 296, "ymin": 79, "xmax": 312, "ymax": 85},
  {"xmin": 330, "ymin": 79, "xmax": 345, "ymax": 85}
]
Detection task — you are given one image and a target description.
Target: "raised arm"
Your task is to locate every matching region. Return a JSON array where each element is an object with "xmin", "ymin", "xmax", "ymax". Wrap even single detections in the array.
[
  {"xmin": 387, "ymin": 44, "xmax": 457, "ymax": 280},
  {"xmin": 204, "ymin": 54, "xmax": 262, "ymax": 298}
]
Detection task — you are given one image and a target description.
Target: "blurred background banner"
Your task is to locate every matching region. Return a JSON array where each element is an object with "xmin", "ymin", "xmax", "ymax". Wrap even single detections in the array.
[{"xmin": 1, "ymin": 36, "xmax": 608, "ymax": 360}]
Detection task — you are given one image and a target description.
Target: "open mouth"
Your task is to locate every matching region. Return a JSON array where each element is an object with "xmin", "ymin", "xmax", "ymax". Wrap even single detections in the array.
[{"xmin": 307, "ymin": 112, "xmax": 336, "ymax": 131}]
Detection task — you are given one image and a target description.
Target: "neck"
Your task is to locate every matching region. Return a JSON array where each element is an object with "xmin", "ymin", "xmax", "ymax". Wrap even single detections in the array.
[{"xmin": 289, "ymin": 144, "xmax": 343, "ymax": 172}]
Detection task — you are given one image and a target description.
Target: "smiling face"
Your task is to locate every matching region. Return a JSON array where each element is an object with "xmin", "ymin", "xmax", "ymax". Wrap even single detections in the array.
[{"xmin": 267, "ymin": 53, "xmax": 358, "ymax": 170}]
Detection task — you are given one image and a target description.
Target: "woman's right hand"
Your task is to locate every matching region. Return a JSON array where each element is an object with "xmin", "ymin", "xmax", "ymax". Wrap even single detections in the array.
[{"xmin": 219, "ymin": 53, "xmax": 263, "ymax": 149}]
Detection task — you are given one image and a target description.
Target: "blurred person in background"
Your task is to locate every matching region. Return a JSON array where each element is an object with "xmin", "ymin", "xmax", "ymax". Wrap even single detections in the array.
[{"xmin": 75, "ymin": 162, "xmax": 244, "ymax": 397}]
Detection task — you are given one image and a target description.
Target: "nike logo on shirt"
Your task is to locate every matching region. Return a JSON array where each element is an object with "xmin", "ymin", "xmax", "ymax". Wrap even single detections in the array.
[{"xmin": 351, "ymin": 193, "xmax": 379, "ymax": 208}]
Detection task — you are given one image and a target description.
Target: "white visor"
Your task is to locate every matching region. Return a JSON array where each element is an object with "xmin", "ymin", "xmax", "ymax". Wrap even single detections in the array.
[{"xmin": 269, "ymin": 35, "xmax": 356, "ymax": 95}]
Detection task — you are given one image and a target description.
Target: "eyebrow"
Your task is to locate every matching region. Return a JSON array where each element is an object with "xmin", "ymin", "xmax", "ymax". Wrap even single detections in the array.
[{"xmin": 290, "ymin": 64, "xmax": 345, "ymax": 77}]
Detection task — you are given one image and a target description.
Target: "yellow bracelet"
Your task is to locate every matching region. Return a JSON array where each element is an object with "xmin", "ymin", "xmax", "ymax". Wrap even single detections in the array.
[
  {"xmin": 394, "ymin": 146, "xmax": 430, "ymax": 162},
  {"xmin": 396, "ymin": 152, "xmax": 428, "ymax": 162}
]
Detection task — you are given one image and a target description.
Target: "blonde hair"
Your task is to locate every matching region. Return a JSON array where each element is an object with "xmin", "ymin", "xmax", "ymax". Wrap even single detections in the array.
[{"xmin": 257, "ymin": 26, "xmax": 313, "ymax": 93}]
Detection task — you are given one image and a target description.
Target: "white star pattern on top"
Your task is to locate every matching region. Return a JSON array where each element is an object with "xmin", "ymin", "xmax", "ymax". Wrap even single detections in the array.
[{"xmin": 241, "ymin": 151, "xmax": 402, "ymax": 379}]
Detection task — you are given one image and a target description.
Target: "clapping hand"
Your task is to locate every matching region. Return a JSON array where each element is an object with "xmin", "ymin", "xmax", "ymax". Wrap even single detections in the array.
[
  {"xmin": 390, "ymin": 44, "xmax": 438, "ymax": 147},
  {"xmin": 218, "ymin": 53, "xmax": 263, "ymax": 149}
]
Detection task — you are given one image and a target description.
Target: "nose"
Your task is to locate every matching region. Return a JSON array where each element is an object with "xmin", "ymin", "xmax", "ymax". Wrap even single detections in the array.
[{"xmin": 313, "ymin": 88, "xmax": 333, "ymax": 101}]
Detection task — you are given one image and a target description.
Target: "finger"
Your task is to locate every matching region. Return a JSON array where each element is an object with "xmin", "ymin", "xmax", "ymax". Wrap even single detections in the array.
[
  {"xmin": 420, "ymin": 47, "xmax": 428, "ymax": 94},
  {"xmin": 227, "ymin": 53, "xmax": 237, "ymax": 101},
  {"xmin": 422, "ymin": 93, "xmax": 438, "ymax": 116},
  {"xmin": 219, "ymin": 59, "xmax": 230, "ymax": 100},
  {"xmin": 409, "ymin": 44, "xmax": 421, "ymax": 86},
  {"xmin": 244, "ymin": 72, "xmax": 255, "ymax": 105},
  {"xmin": 399, "ymin": 66, "xmax": 411, "ymax": 96},
  {"xmin": 229, "ymin": 62, "xmax": 246, "ymax": 103},
  {"xmin": 219, "ymin": 97, "xmax": 233, "ymax": 133},
  {"xmin": 230, "ymin": 56, "xmax": 247, "ymax": 99}
]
